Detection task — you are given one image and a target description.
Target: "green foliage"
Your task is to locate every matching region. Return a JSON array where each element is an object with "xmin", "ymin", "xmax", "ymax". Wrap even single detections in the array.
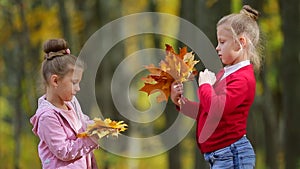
[
  {"xmin": 0, "ymin": 97, "xmax": 14, "ymax": 168},
  {"xmin": 260, "ymin": 0, "xmax": 283, "ymax": 92},
  {"xmin": 256, "ymin": 149, "xmax": 267, "ymax": 169},
  {"xmin": 94, "ymin": 150, "xmax": 168, "ymax": 169},
  {"xmin": 231, "ymin": 0, "xmax": 242, "ymax": 13},
  {"xmin": 26, "ymin": 5, "xmax": 62, "ymax": 47},
  {"xmin": 19, "ymin": 134, "xmax": 41, "ymax": 168}
]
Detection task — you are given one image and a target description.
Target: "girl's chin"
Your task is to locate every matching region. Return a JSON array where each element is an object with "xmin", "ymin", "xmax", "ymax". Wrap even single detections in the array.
[
  {"xmin": 64, "ymin": 97, "xmax": 73, "ymax": 102},
  {"xmin": 221, "ymin": 59, "xmax": 227, "ymax": 65}
]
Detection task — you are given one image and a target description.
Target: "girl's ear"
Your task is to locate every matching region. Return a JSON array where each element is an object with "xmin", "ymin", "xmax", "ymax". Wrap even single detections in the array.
[
  {"xmin": 239, "ymin": 36, "xmax": 247, "ymax": 48},
  {"xmin": 49, "ymin": 74, "xmax": 59, "ymax": 88}
]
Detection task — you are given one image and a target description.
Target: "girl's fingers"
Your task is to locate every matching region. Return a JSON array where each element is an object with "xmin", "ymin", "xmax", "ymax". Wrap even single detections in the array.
[{"xmin": 173, "ymin": 83, "xmax": 183, "ymax": 89}]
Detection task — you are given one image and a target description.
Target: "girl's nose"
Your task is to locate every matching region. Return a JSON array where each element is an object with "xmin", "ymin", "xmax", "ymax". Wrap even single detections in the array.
[
  {"xmin": 216, "ymin": 44, "xmax": 220, "ymax": 51},
  {"xmin": 74, "ymin": 85, "xmax": 80, "ymax": 92}
]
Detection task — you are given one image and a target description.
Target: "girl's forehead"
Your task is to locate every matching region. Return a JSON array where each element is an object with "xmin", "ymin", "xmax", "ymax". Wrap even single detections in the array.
[
  {"xmin": 217, "ymin": 23, "xmax": 231, "ymax": 32},
  {"xmin": 72, "ymin": 68, "xmax": 83, "ymax": 79},
  {"xmin": 217, "ymin": 24, "xmax": 233, "ymax": 37},
  {"xmin": 62, "ymin": 68, "xmax": 82, "ymax": 79}
]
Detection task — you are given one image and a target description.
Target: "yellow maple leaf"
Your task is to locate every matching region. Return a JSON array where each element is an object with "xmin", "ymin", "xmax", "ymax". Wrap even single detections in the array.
[{"xmin": 77, "ymin": 118, "xmax": 128, "ymax": 139}]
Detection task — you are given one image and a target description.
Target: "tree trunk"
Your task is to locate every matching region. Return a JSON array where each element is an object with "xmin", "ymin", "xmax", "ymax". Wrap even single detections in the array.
[
  {"xmin": 279, "ymin": 0, "xmax": 300, "ymax": 168},
  {"xmin": 242, "ymin": 1, "xmax": 282, "ymax": 169},
  {"xmin": 181, "ymin": 0, "xmax": 231, "ymax": 168},
  {"xmin": 260, "ymin": 67, "xmax": 280, "ymax": 169},
  {"xmin": 57, "ymin": 0, "xmax": 71, "ymax": 42},
  {"xmin": 149, "ymin": 1, "xmax": 183, "ymax": 168},
  {"xmin": 178, "ymin": 1, "xmax": 199, "ymax": 168},
  {"xmin": 12, "ymin": 0, "xmax": 31, "ymax": 168},
  {"xmin": 195, "ymin": 0, "xmax": 231, "ymax": 47}
]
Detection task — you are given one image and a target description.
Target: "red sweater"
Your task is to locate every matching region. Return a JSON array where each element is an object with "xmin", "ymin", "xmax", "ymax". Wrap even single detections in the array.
[{"xmin": 181, "ymin": 65, "xmax": 255, "ymax": 153}]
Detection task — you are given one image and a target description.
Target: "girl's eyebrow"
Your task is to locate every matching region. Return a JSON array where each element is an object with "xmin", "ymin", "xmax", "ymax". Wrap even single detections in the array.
[{"xmin": 72, "ymin": 78, "xmax": 80, "ymax": 82}]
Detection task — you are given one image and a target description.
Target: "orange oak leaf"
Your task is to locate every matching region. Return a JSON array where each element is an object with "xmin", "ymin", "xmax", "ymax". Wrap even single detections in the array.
[
  {"xmin": 166, "ymin": 44, "xmax": 187, "ymax": 60},
  {"xmin": 139, "ymin": 72, "xmax": 174, "ymax": 102},
  {"xmin": 140, "ymin": 44, "xmax": 199, "ymax": 103}
]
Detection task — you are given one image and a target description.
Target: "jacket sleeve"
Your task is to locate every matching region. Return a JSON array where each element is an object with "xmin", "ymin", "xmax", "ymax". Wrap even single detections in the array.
[{"xmin": 37, "ymin": 112, "xmax": 98, "ymax": 162}]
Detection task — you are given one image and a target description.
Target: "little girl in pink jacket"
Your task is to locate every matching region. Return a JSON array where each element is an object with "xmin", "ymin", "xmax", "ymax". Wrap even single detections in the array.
[{"xmin": 30, "ymin": 38, "xmax": 99, "ymax": 169}]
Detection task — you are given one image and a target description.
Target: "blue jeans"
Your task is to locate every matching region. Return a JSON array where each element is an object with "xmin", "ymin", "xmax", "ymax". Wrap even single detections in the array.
[{"xmin": 203, "ymin": 136, "xmax": 255, "ymax": 169}]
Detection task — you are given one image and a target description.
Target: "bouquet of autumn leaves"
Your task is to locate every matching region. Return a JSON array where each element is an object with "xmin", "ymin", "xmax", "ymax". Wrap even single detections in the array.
[
  {"xmin": 140, "ymin": 44, "xmax": 199, "ymax": 102},
  {"xmin": 77, "ymin": 118, "xmax": 127, "ymax": 139}
]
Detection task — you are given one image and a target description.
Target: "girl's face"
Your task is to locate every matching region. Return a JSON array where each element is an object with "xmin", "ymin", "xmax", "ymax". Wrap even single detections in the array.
[
  {"xmin": 216, "ymin": 23, "xmax": 245, "ymax": 66},
  {"xmin": 55, "ymin": 68, "xmax": 83, "ymax": 102}
]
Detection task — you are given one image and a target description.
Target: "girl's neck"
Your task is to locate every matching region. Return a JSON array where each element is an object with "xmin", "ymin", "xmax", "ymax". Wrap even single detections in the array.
[{"xmin": 45, "ymin": 91, "xmax": 68, "ymax": 110}]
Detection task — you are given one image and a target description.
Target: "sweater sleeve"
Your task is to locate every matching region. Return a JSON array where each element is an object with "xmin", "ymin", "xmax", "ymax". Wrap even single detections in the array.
[
  {"xmin": 37, "ymin": 112, "xmax": 98, "ymax": 162},
  {"xmin": 176, "ymin": 97, "xmax": 199, "ymax": 119}
]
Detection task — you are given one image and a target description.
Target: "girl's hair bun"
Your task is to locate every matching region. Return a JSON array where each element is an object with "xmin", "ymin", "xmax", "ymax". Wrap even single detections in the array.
[
  {"xmin": 240, "ymin": 5, "xmax": 259, "ymax": 21},
  {"xmin": 43, "ymin": 38, "xmax": 68, "ymax": 54}
]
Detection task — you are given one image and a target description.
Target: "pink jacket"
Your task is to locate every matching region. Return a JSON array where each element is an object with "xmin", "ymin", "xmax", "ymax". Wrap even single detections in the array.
[{"xmin": 30, "ymin": 95, "xmax": 99, "ymax": 169}]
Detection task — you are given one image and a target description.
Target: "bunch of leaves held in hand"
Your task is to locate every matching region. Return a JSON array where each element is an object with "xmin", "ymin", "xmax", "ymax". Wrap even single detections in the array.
[
  {"xmin": 77, "ymin": 118, "xmax": 128, "ymax": 139},
  {"xmin": 140, "ymin": 44, "xmax": 199, "ymax": 102}
]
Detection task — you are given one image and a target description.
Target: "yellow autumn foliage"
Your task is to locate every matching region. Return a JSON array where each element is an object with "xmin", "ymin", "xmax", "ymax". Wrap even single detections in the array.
[{"xmin": 77, "ymin": 118, "xmax": 128, "ymax": 139}]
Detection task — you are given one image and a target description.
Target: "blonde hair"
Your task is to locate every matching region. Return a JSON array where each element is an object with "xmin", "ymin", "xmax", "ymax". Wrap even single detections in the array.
[
  {"xmin": 41, "ymin": 38, "xmax": 84, "ymax": 88},
  {"xmin": 217, "ymin": 5, "xmax": 262, "ymax": 71}
]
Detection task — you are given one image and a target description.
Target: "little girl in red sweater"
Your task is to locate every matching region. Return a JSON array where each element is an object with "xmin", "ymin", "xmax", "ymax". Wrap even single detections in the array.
[{"xmin": 171, "ymin": 5, "xmax": 262, "ymax": 169}]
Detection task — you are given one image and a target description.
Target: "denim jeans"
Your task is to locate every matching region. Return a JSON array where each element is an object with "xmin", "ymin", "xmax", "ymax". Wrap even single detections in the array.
[{"xmin": 203, "ymin": 136, "xmax": 255, "ymax": 169}]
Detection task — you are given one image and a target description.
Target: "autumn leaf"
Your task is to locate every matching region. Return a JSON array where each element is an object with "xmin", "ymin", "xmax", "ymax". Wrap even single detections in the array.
[
  {"xmin": 77, "ymin": 118, "xmax": 128, "ymax": 139},
  {"xmin": 140, "ymin": 44, "xmax": 199, "ymax": 103},
  {"xmin": 165, "ymin": 44, "xmax": 187, "ymax": 60},
  {"xmin": 139, "ymin": 72, "xmax": 174, "ymax": 102}
]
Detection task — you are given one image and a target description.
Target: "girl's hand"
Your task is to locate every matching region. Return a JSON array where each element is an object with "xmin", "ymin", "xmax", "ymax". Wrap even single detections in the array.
[
  {"xmin": 198, "ymin": 69, "xmax": 216, "ymax": 86},
  {"xmin": 170, "ymin": 82, "xmax": 183, "ymax": 106}
]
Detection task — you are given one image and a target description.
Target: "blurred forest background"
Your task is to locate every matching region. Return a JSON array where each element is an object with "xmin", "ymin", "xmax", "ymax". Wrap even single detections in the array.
[{"xmin": 0, "ymin": 0, "xmax": 299, "ymax": 169}]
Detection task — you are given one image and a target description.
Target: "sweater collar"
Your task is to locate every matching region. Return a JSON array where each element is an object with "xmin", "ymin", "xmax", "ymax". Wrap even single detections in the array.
[{"xmin": 221, "ymin": 60, "xmax": 250, "ymax": 80}]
